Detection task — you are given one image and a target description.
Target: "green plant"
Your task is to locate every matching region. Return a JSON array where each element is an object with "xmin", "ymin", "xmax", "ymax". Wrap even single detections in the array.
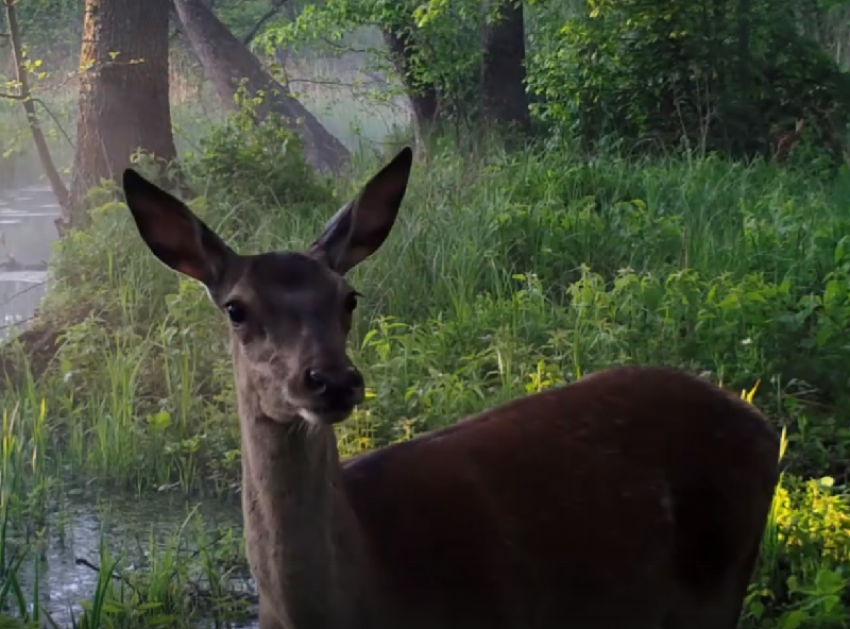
[
  {"xmin": 3, "ymin": 111, "xmax": 850, "ymax": 625},
  {"xmin": 182, "ymin": 91, "xmax": 335, "ymax": 214},
  {"xmin": 526, "ymin": 0, "xmax": 850, "ymax": 163}
]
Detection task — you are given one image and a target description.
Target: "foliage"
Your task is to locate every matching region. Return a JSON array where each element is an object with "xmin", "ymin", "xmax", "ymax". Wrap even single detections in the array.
[
  {"xmin": 3, "ymin": 121, "xmax": 850, "ymax": 625},
  {"xmin": 8, "ymin": 0, "xmax": 850, "ymax": 170},
  {"xmin": 21, "ymin": 137, "xmax": 850, "ymax": 480},
  {"xmin": 0, "ymin": 0, "xmax": 299, "ymax": 55},
  {"xmin": 5, "ymin": 0, "xmax": 850, "ymax": 625},
  {"xmin": 525, "ymin": 0, "xmax": 850, "ymax": 161},
  {"xmin": 213, "ymin": 0, "xmax": 293, "ymax": 41},
  {"xmin": 261, "ymin": 0, "xmax": 486, "ymax": 125},
  {"xmin": 255, "ymin": 0, "xmax": 850, "ymax": 162},
  {"xmin": 181, "ymin": 93, "xmax": 336, "ymax": 214},
  {"xmin": 0, "ymin": 0, "xmax": 84, "ymax": 56},
  {"xmin": 747, "ymin": 473, "xmax": 850, "ymax": 628}
]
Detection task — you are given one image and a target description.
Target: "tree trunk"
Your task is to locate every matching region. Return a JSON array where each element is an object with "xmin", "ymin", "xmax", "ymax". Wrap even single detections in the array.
[
  {"xmin": 172, "ymin": 0, "xmax": 350, "ymax": 174},
  {"xmin": 479, "ymin": 0, "xmax": 531, "ymax": 136},
  {"xmin": 69, "ymin": 0, "xmax": 178, "ymax": 221},
  {"xmin": 382, "ymin": 26, "xmax": 442, "ymax": 149}
]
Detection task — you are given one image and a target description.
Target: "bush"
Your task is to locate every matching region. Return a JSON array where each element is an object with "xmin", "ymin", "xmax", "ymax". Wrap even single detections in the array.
[
  {"xmin": 526, "ymin": 0, "xmax": 850, "ymax": 164},
  {"xmin": 746, "ymin": 471, "xmax": 850, "ymax": 628},
  {"xmin": 182, "ymin": 96, "xmax": 335, "ymax": 218}
]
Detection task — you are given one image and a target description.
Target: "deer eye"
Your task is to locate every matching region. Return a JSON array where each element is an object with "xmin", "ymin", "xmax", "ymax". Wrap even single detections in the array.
[
  {"xmin": 223, "ymin": 300, "xmax": 247, "ymax": 325},
  {"xmin": 343, "ymin": 292, "xmax": 360, "ymax": 313}
]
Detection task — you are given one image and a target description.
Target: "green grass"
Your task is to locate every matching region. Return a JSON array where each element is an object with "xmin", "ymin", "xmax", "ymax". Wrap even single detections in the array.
[{"xmin": 2, "ymin": 58, "xmax": 850, "ymax": 627}]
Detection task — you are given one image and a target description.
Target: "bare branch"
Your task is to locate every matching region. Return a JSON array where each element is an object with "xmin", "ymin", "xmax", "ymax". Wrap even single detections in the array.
[
  {"xmin": 242, "ymin": 0, "xmax": 289, "ymax": 46},
  {"xmin": 75, "ymin": 557, "xmax": 138, "ymax": 592},
  {"xmin": 3, "ymin": 0, "xmax": 71, "ymax": 226},
  {"xmin": 287, "ymin": 77, "xmax": 384, "ymax": 89},
  {"xmin": 317, "ymin": 36, "xmax": 370, "ymax": 55},
  {"xmin": 33, "ymin": 98, "xmax": 76, "ymax": 149},
  {"xmin": 0, "ymin": 92, "xmax": 76, "ymax": 149},
  {"xmin": 0, "ymin": 279, "xmax": 47, "ymax": 312},
  {"xmin": 0, "ymin": 315, "xmax": 36, "ymax": 333}
]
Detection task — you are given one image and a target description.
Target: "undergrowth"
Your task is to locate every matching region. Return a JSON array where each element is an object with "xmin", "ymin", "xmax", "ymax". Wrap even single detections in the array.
[{"xmin": 0, "ymin": 115, "xmax": 849, "ymax": 626}]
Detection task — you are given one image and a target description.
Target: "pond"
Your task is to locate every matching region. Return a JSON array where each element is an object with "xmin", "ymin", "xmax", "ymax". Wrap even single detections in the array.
[
  {"xmin": 0, "ymin": 184, "xmax": 55, "ymax": 341},
  {"xmin": 14, "ymin": 491, "xmax": 255, "ymax": 627}
]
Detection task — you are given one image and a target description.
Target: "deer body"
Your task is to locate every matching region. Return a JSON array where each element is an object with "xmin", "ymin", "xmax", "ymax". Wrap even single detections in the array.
[
  {"xmin": 123, "ymin": 149, "xmax": 779, "ymax": 629},
  {"xmin": 238, "ymin": 366, "xmax": 778, "ymax": 629}
]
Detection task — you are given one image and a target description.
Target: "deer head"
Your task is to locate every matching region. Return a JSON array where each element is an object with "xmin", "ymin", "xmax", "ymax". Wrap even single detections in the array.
[{"xmin": 122, "ymin": 147, "xmax": 413, "ymax": 426}]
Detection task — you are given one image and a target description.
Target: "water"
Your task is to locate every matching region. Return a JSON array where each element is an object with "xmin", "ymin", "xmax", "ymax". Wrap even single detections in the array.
[
  {"xmin": 0, "ymin": 186, "xmax": 260, "ymax": 627},
  {"xmin": 0, "ymin": 184, "xmax": 56, "ymax": 340},
  {"xmin": 15, "ymin": 491, "xmax": 256, "ymax": 627}
]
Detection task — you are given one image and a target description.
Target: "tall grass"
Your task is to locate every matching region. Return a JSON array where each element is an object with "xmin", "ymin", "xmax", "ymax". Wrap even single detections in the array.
[
  {"xmin": 5, "ymin": 134, "xmax": 850, "ymax": 488},
  {"xmin": 0, "ymin": 333, "xmax": 847, "ymax": 627},
  {"xmin": 0, "ymin": 400, "xmax": 251, "ymax": 627},
  {"xmin": 2, "ymin": 51, "xmax": 850, "ymax": 627}
]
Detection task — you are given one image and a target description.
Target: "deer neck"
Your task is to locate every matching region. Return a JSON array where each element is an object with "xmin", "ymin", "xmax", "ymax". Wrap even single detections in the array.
[{"xmin": 235, "ymin": 390, "xmax": 372, "ymax": 628}]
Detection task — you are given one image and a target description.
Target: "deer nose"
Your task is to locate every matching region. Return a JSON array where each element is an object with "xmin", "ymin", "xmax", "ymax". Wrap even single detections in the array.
[{"xmin": 304, "ymin": 367, "xmax": 364, "ymax": 402}]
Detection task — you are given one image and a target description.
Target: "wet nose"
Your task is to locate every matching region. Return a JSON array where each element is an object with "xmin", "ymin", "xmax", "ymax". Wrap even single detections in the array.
[{"xmin": 304, "ymin": 366, "xmax": 364, "ymax": 404}]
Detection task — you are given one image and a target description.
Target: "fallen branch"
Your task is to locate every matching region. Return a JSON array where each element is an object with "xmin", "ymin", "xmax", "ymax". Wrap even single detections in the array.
[
  {"xmin": 0, "ymin": 315, "xmax": 35, "ymax": 333},
  {"xmin": 74, "ymin": 549, "xmax": 259, "ymax": 622},
  {"xmin": 189, "ymin": 581, "xmax": 258, "ymax": 606},
  {"xmin": 287, "ymin": 77, "xmax": 384, "ymax": 89},
  {"xmin": 75, "ymin": 557, "xmax": 139, "ymax": 593},
  {"xmin": 0, "ymin": 282, "xmax": 48, "ymax": 313}
]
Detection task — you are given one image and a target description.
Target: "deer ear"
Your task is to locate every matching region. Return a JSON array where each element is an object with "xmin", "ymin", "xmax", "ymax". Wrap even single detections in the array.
[
  {"xmin": 309, "ymin": 147, "xmax": 413, "ymax": 274},
  {"xmin": 122, "ymin": 169, "xmax": 237, "ymax": 293}
]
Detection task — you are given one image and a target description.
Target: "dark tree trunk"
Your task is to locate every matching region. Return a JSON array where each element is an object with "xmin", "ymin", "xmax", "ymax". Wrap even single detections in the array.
[
  {"xmin": 172, "ymin": 0, "xmax": 350, "ymax": 174},
  {"xmin": 479, "ymin": 0, "xmax": 530, "ymax": 136},
  {"xmin": 69, "ymin": 0, "xmax": 178, "ymax": 220},
  {"xmin": 382, "ymin": 26, "xmax": 442, "ymax": 148}
]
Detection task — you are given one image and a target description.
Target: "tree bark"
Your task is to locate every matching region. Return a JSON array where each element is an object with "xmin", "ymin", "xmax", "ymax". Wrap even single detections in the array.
[
  {"xmin": 382, "ymin": 26, "xmax": 442, "ymax": 149},
  {"xmin": 479, "ymin": 0, "xmax": 531, "ymax": 136},
  {"xmin": 172, "ymin": 0, "xmax": 350, "ymax": 174},
  {"xmin": 69, "ymin": 0, "xmax": 178, "ymax": 222}
]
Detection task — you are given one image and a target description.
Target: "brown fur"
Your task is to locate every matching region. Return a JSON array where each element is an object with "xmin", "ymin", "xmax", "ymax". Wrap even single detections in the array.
[
  {"xmin": 122, "ymin": 148, "xmax": 780, "ymax": 629},
  {"xmin": 771, "ymin": 118, "xmax": 805, "ymax": 165},
  {"xmin": 342, "ymin": 365, "xmax": 779, "ymax": 629}
]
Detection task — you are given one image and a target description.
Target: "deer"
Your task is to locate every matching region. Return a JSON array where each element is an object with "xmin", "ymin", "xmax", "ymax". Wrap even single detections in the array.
[
  {"xmin": 770, "ymin": 118, "xmax": 806, "ymax": 165},
  {"xmin": 122, "ymin": 147, "xmax": 780, "ymax": 629}
]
